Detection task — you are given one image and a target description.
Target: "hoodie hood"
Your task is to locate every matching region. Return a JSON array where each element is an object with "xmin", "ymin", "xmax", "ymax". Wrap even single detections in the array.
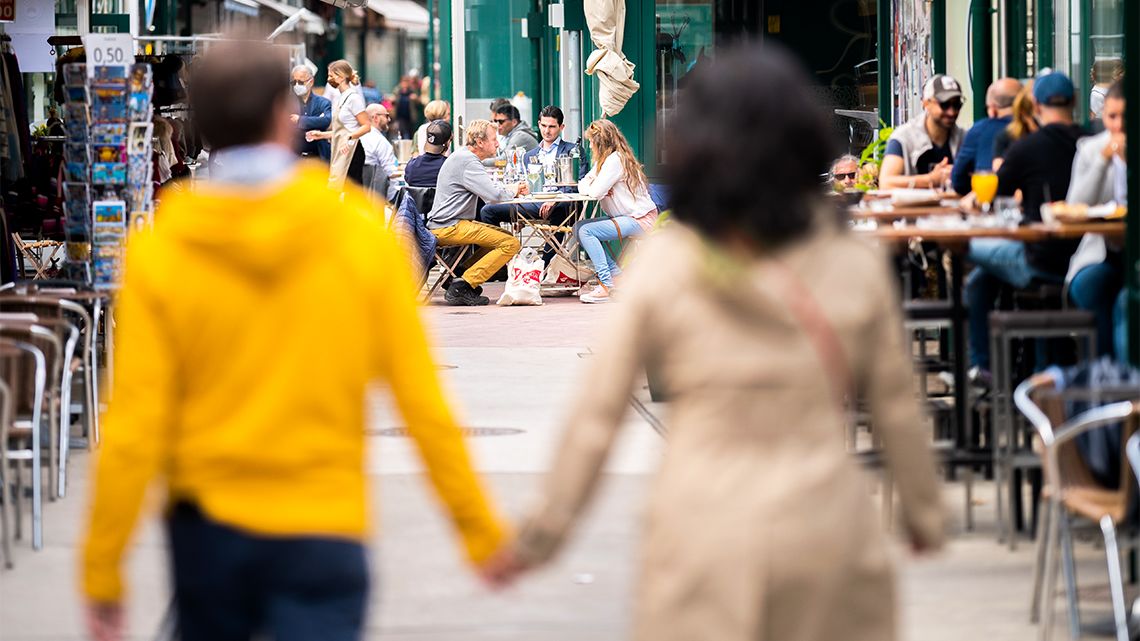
[
  {"xmin": 157, "ymin": 163, "xmax": 350, "ymax": 285},
  {"xmin": 505, "ymin": 121, "xmax": 539, "ymax": 147}
]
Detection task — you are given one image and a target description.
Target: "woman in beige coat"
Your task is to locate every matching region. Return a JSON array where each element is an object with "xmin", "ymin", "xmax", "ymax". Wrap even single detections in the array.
[{"xmin": 485, "ymin": 45, "xmax": 946, "ymax": 641}]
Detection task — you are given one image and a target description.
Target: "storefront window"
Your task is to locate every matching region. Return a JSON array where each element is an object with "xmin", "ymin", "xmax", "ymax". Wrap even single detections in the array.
[
  {"xmin": 654, "ymin": 0, "xmax": 715, "ymax": 165},
  {"xmin": 1053, "ymin": 0, "xmax": 1124, "ymax": 122},
  {"xmin": 462, "ymin": 0, "xmax": 536, "ymax": 123}
]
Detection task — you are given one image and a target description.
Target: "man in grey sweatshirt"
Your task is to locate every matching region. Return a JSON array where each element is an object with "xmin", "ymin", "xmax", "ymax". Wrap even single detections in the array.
[
  {"xmin": 428, "ymin": 118, "xmax": 528, "ymax": 306},
  {"xmin": 483, "ymin": 104, "xmax": 539, "ymax": 166}
]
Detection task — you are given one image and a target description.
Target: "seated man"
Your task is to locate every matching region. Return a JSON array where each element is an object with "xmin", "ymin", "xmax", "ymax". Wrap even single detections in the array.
[
  {"xmin": 359, "ymin": 103, "xmax": 399, "ymax": 201},
  {"xmin": 483, "ymin": 104, "xmax": 539, "ymax": 166},
  {"xmin": 879, "ymin": 75, "xmax": 965, "ymax": 190},
  {"xmin": 404, "ymin": 119, "xmax": 451, "ymax": 188},
  {"xmin": 966, "ymin": 72, "xmax": 1088, "ymax": 377},
  {"xmin": 829, "ymin": 155, "xmax": 858, "ymax": 191},
  {"xmin": 428, "ymin": 119, "xmax": 527, "ymax": 306}
]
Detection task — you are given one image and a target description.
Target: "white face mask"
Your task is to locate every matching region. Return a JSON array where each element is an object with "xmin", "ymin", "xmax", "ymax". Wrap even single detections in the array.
[{"xmin": 293, "ymin": 83, "xmax": 309, "ymax": 97}]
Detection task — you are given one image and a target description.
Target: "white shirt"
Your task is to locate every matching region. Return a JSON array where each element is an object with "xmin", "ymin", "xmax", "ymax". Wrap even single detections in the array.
[
  {"xmin": 323, "ymin": 83, "xmax": 341, "ymax": 107},
  {"xmin": 336, "ymin": 86, "xmax": 366, "ymax": 133},
  {"xmin": 577, "ymin": 152, "xmax": 656, "ymax": 219},
  {"xmin": 360, "ymin": 129, "xmax": 398, "ymax": 200}
]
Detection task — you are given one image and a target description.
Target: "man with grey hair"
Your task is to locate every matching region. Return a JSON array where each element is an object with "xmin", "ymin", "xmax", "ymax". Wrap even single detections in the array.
[
  {"xmin": 289, "ymin": 64, "xmax": 332, "ymax": 160},
  {"xmin": 950, "ymin": 77, "xmax": 1022, "ymax": 195},
  {"xmin": 359, "ymin": 103, "xmax": 399, "ymax": 200},
  {"xmin": 830, "ymin": 154, "xmax": 859, "ymax": 190}
]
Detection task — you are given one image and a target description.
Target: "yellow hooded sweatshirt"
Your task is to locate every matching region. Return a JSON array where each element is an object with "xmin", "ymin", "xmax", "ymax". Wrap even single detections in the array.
[{"xmin": 82, "ymin": 162, "xmax": 505, "ymax": 603}]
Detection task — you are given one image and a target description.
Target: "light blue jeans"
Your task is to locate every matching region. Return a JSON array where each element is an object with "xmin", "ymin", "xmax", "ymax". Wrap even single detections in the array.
[{"xmin": 574, "ymin": 216, "xmax": 645, "ymax": 287}]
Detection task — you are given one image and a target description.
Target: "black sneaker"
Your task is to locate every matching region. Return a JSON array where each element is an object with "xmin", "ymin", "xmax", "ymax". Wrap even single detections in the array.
[
  {"xmin": 441, "ymin": 276, "xmax": 481, "ymax": 296},
  {"xmin": 444, "ymin": 280, "xmax": 489, "ymax": 306}
]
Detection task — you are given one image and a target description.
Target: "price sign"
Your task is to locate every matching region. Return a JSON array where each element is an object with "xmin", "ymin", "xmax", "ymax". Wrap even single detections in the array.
[
  {"xmin": 83, "ymin": 33, "xmax": 134, "ymax": 77},
  {"xmin": 0, "ymin": 0, "xmax": 15, "ymax": 23}
]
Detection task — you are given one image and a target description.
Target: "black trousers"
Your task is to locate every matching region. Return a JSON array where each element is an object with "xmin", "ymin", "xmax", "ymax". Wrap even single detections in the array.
[
  {"xmin": 346, "ymin": 143, "xmax": 366, "ymax": 186},
  {"xmin": 167, "ymin": 502, "xmax": 370, "ymax": 641}
]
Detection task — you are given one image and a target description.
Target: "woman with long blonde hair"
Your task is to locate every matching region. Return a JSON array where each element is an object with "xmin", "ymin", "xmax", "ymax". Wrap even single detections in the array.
[
  {"xmin": 305, "ymin": 59, "xmax": 371, "ymax": 190},
  {"xmin": 572, "ymin": 119, "xmax": 658, "ymax": 303},
  {"xmin": 992, "ymin": 80, "xmax": 1037, "ymax": 170}
]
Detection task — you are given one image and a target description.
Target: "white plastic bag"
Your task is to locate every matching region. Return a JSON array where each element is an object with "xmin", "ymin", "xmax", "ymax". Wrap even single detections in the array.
[
  {"xmin": 542, "ymin": 254, "xmax": 595, "ymax": 287},
  {"xmin": 497, "ymin": 248, "xmax": 545, "ymax": 306}
]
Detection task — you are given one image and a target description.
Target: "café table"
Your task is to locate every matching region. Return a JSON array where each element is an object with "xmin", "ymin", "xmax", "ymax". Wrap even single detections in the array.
[
  {"xmin": 852, "ymin": 220, "xmax": 1126, "ymax": 456},
  {"xmin": 499, "ymin": 192, "xmax": 602, "ymax": 292}
]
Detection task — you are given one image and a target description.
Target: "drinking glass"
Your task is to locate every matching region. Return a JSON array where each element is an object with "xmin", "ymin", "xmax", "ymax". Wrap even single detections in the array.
[
  {"xmin": 993, "ymin": 196, "xmax": 1022, "ymax": 227},
  {"xmin": 971, "ymin": 170, "xmax": 999, "ymax": 214},
  {"xmin": 526, "ymin": 163, "xmax": 542, "ymax": 193}
]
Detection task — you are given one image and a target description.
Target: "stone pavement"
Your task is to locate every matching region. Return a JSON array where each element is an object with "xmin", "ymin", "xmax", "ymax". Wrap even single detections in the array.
[{"xmin": 0, "ymin": 283, "xmax": 1122, "ymax": 640}]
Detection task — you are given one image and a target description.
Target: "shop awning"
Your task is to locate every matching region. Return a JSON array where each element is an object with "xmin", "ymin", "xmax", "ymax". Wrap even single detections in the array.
[
  {"xmin": 584, "ymin": 0, "xmax": 639, "ymax": 117},
  {"xmin": 366, "ymin": 0, "xmax": 429, "ymax": 36},
  {"xmin": 250, "ymin": 0, "xmax": 328, "ymax": 36},
  {"xmin": 224, "ymin": 0, "xmax": 261, "ymax": 18}
]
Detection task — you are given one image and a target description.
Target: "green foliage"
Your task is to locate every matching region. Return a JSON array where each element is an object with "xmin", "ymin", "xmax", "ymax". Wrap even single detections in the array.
[{"xmin": 854, "ymin": 121, "xmax": 893, "ymax": 191}]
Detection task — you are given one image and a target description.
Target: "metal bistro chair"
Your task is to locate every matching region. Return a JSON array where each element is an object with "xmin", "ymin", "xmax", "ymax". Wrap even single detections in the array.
[
  {"xmin": 0, "ymin": 312, "xmax": 76, "ymax": 500},
  {"xmin": 0, "ymin": 378, "xmax": 13, "ymax": 568},
  {"xmin": 393, "ymin": 186, "xmax": 474, "ymax": 302},
  {"xmin": 1017, "ymin": 372, "xmax": 1140, "ymax": 641},
  {"xmin": 1, "ymin": 335, "xmax": 49, "ymax": 551}
]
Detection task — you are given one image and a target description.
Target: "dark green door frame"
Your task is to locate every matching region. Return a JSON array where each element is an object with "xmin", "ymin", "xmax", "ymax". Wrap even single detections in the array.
[
  {"xmin": 1036, "ymin": 0, "xmax": 1054, "ymax": 71},
  {"xmin": 1005, "ymin": 0, "xmax": 1028, "ymax": 78},
  {"xmin": 877, "ymin": 0, "xmax": 892, "ymax": 125},
  {"xmin": 970, "ymin": 0, "xmax": 993, "ymax": 122},
  {"xmin": 931, "ymin": 0, "xmax": 946, "ymax": 74},
  {"xmin": 1126, "ymin": 0, "xmax": 1139, "ymax": 365}
]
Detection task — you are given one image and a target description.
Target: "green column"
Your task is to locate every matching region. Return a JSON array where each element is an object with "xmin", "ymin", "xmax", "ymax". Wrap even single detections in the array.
[
  {"xmin": 1006, "ymin": 0, "xmax": 1028, "ymax": 78},
  {"xmin": 931, "ymin": 0, "xmax": 946, "ymax": 73},
  {"xmin": 1036, "ymin": 0, "xmax": 1054, "ymax": 71},
  {"xmin": 877, "ymin": 0, "xmax": 893, "ymax": 125},
  {"xmin": 970, "ymin": 0, "xmax": 993, "ymax": 122},
  {"xmin": 1126, "ymin": 0, "xmax": 1139, "ymax": 365}
]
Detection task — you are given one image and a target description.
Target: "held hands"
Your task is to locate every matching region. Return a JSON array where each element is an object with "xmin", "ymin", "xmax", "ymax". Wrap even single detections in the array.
[
  {"xmin": 84, "ymin": 600, "xmax": 124, "ymax": 641},
  {"xmin": 478, "ymin": 542, "xmax": 530, "ymax": 589}
]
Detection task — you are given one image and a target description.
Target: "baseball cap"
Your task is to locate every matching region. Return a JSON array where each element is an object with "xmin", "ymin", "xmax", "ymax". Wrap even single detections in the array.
[
  {"xmin": 1033, "ymin": 72, "xmax": 1075, "ymax": 106},
  {"xmin": 424, "ymin": 119, "xmax": 452, "ymax": 153},
  {"xmin": 923, "ymin": 74, "xmax": 964, "ymax": 102}
]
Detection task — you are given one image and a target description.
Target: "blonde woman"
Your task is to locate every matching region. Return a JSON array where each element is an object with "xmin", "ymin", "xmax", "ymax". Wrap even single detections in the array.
[
  {"xmin": 305, "ymin": 60, "xmax": 370, "ymax": 190},
  {"xmin": 415, "ymin": 100, "xmax": 451, "ymax": 154},
  {"xmin": 992, "ymin": 80, "xmax": 1037, "ymax": 170},
  {"xmin": 572, "ymin": 119, "xmax": 658, "ymax": 303}
]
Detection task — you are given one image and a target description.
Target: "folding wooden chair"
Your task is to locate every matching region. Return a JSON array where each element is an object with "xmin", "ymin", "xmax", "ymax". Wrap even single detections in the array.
[{"xmin": 11, "ymin": 236, "xmax": 64, "ymax": 280}]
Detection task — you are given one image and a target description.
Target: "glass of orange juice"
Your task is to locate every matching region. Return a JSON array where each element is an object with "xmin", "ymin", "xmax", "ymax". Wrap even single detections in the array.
[{"xmin": 972, "ymin": 170, "xmax": 999, "ymax": 214}]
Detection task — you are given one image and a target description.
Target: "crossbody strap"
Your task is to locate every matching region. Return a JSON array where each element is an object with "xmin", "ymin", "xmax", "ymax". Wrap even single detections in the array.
[{"xmin": 762, "ymin": 261, "xmax": 852, "ymax": 411}]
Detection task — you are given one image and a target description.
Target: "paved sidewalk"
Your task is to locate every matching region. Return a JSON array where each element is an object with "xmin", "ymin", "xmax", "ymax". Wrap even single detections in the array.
[{"xmin": 0, "ymin": 283, "xmax": 1119, "ymax": 640}]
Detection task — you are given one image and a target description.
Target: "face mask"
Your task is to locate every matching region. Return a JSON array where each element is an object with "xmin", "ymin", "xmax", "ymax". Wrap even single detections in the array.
[{"xmin": 293, "ymin": 83, "xmax": 308, "ymax": 97}]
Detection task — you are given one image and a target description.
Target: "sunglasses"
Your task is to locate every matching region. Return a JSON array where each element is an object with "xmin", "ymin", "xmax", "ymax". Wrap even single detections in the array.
[
  {"xmin": 291, "ymin": 80, "xmax": 309, "ymax": 86},
  {"xmin": 493, "ymin": 119, "xmax": 508, "ymax": 125},
  {"xmin": 834, "ymin": 172, "xmax": 857, "ymax": 180},
  {"xmin": 939, "ymin": 98, "xmax": 964, "ymax": 111}
]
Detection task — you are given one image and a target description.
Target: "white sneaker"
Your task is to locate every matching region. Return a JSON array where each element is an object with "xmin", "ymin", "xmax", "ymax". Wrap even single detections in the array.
[{"xmin": 579, "ymin": 285, "xmax": 610, "ymax": 304}]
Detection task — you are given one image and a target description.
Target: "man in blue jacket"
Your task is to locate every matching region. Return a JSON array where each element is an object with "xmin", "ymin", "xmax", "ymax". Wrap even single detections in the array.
[
  {"xmin": 290, "ymin": 65, "xmax": 332, "ymax": 161},
  {"xmin": 950, "ymin": 77, "xmax": 1021, "ymax": 195}
]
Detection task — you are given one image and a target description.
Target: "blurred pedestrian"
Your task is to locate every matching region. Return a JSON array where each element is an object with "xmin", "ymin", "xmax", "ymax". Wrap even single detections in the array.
[
  {"xmin": 484, "ymin": 44, "xmax": 944, "ymax": 641},
  {"xmin": 80, "ymin": 41, "xmax": 506, "ymax": 641},
  {"xmin": 392, "ymin": 74, "xmax": 420, "ymax": 139}
]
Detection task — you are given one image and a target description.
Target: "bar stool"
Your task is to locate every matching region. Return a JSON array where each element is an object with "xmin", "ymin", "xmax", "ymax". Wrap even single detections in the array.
[{"xmin": 990, "ymin": 308, "xmax": 1096, "ymax": 549}]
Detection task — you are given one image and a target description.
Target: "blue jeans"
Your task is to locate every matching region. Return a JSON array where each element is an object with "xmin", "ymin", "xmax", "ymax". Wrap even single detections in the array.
[
  {"xmin": 1068, "ymin": 262, "xmax": 1123, "ymax": 358},
  {"xmin": 574, "ymin": 216, "xmax": 644, "ymax": 287},
  {"xmin": 1114, "ymin": 289, "xmax": 1130, "ymax": 360},
  {"xmin": 966, "ymin": 239, "xmax": 1061, "ymax": 370},
  {"xmin": 168, "ymin": 502, "xmax": 370, "ymax": 641}
]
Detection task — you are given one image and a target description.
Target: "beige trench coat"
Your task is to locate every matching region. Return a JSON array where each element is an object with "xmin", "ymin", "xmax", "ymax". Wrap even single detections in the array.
[{"xmin": 516, "ymin": 222, "xmax": 945, "ymax": 641}]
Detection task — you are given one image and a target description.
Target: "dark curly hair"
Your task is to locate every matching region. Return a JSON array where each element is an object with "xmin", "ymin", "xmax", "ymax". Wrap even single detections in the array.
[{"xmin": 665, "ymin": 44, "xmax": 838, "ymax": 248}]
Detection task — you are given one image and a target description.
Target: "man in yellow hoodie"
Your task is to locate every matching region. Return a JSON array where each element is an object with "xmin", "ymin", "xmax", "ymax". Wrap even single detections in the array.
[{"xmin": 81, "ymin": 42, "xmax": 506, "ymax": 641}]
